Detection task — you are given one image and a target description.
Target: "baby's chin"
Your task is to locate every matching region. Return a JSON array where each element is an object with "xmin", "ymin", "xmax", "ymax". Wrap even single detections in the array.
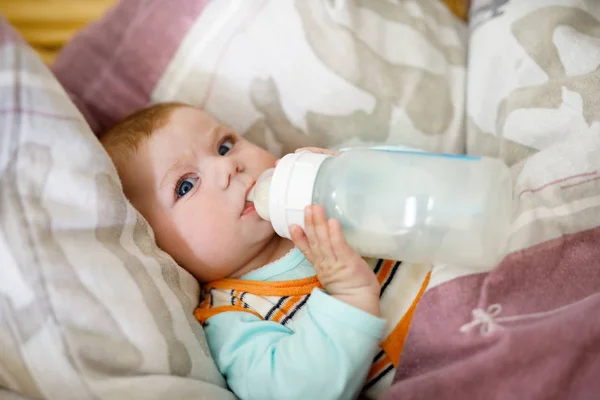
[{"xmin": 192, "ymin": 264, "xmax": 237, "ymax": 283}]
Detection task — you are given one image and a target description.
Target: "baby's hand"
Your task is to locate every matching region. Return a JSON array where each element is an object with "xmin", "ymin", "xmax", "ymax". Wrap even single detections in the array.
[{"xmin": 290, "ymin": 205, "xmax": 380, "ymax": 317}]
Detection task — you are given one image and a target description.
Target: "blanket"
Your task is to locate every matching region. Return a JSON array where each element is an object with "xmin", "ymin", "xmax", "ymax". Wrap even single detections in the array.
[
  {"xmin": 385, "ymin": 134, "xmax": 600, "ymax": 400},
  {"xmin": 385, "ymin": 1, "xmax": 600, "ymax": 398}
]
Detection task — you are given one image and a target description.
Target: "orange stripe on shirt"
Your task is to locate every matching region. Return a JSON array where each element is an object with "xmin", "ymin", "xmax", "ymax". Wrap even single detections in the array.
[
  {"xmin": 367, "ymin": 353, "xmax": 393, "ymax": 381},
  {"xmin": 376, "ymin": 260, "xmax": 395, "ymax": 285},
  {"xmin": 380, "ymin": 271, "xmax": 431, "ymax": 367},
  {"xmin": 197, "ymin": 292, "xmax": 213, "ymax": 310},
  {"xmin": 194, "ymin": 305, "xmax": 263, "ymax": 324},
  {"xmin": 206, "ymin": 276, "xmax": 322, "ymax": 296},
  {"xmin": 271, "ymin": 295, "xmax": 304, "ymax": 323}
]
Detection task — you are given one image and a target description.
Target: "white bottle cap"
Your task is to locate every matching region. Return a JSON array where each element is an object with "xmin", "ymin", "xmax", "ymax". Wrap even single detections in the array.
[{"xmin": 269, "ymin": 151, "xmax": 331, "ymax": 239}]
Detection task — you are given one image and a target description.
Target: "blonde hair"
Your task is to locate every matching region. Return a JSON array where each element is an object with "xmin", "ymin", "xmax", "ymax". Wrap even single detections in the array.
[{"xmin": 101, "ymin": 102, "xmax": 188, "ymax": 166}]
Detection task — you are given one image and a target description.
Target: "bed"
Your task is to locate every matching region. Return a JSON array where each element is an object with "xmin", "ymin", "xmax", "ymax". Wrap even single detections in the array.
[{"xmin": 1, "ymin": 1, "xmax": 599, "ymax": 399}]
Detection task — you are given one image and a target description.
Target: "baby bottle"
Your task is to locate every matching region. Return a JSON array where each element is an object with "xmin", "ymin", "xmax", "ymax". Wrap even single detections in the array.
[{"xmin": 247, "ymin": 149, "xmax": 513, "ymax": 267}]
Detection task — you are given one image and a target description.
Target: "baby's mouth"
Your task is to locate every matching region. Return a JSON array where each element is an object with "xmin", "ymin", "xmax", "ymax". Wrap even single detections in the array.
[{"xmin": 241, "ymin": 201, "xmax": 255, "ymax": 216}]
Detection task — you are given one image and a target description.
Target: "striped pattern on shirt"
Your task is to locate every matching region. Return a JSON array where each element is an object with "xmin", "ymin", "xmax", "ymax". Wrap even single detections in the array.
[{"xmin": 195, "ymin": 258, "xmax": 431, "ymax": 399}]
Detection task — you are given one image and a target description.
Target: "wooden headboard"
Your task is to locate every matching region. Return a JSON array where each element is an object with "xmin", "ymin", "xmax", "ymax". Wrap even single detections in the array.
[{"xmin": 0, "ymin": 0, "xmax": 115, "ymax": 64}]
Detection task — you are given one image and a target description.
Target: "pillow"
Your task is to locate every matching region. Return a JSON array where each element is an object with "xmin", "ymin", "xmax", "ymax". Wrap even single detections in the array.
[
  {"xmin": 0, "ymin": 17, "xmax": 234, "ymax": 400},
  {"xmin": 53, "ymin": 0, "xmax": 468, "ymax": 157},
  {"xmin": 466, "ymin": 0, "xmax": 600, "ymax": 165}
]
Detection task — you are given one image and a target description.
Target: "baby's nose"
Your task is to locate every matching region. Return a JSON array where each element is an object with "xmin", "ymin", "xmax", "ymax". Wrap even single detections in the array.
[{"xmin": 217, "ymin": 158, "xmax": 243, "ymax": 188}]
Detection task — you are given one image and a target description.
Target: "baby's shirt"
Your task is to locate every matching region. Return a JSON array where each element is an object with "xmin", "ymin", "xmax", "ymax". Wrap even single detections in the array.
[{"xmin": 196, "ymin": 249, "xmax": 430, "ymax": 400}]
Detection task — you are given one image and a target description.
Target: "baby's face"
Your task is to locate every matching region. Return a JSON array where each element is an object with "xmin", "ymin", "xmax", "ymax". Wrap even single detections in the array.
[{"xmin": 119, "ymin": 107, "xmax": 277, "ymax": 281}]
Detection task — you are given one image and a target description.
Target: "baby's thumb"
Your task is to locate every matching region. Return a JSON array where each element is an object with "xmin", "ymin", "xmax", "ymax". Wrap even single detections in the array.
[{"xmin": 289, "ymin": 225, "xmax": 312, "ymax": 261}]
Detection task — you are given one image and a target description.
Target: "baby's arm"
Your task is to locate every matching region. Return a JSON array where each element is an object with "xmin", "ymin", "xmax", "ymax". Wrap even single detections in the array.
[
  {"xmin": 205, "ymin": 290, "xmax": 385, "ymax": 400},
  {"xmin": 205, "ymin": 205, "xmax": 384, "ymax": 400}
]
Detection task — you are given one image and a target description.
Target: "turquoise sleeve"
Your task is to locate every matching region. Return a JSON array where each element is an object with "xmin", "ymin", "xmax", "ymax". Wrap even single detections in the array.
[{"xmin": 204, "ymin": 288, "xmax": 386, "ymax": 400}]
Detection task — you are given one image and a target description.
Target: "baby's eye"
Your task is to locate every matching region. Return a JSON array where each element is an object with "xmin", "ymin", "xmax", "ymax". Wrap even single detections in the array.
[
  {"xmin": 176, "ymin": 177, "xmax": 198, "ymax": 198},
  {"xmin": 218, "ymin": 137, "xmax": 234, "ymax": 156}
]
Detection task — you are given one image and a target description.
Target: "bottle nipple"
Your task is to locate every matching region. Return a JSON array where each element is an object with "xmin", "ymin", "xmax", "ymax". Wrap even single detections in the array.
[
  {"xmin": 246, "ymin": 187, "xmax": 255, "ymax": 202},
  {"xmin": 246, "ymin": 168, "xmax": 274, "ymax": 221}
]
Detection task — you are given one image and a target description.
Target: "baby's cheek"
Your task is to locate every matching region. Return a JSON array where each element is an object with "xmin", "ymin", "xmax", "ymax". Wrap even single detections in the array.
[
  {"xmin": 185, "ymin": 226, "xmax": 243, "ymax": 281},
  {"xmin": 172, "ymin": 199, "xmax": 242, "ymax": 269},
  {"xmin": 184, "ymin": 214, "xmax": 234, "ymax": 253}
]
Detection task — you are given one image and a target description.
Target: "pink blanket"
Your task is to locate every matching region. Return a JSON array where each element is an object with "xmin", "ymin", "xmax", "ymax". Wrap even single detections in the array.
[{"xmin": 385, "ymin": 228, "xmax": 600, "ymax": 400}]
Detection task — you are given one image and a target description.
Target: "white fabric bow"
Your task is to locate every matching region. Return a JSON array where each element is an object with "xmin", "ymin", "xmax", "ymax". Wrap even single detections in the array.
[{"xmin": 459, "ymin": 304, "xmax": 504, "ymax": 336}]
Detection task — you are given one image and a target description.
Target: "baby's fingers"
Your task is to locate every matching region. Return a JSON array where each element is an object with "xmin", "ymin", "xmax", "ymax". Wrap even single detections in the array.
[
  {"xmin": 303, "ymin": 206, "xmax": 323, "ymax": 265},
  {"xmin": 312, "ymin": 205, "xmax": 337, "ymax": 262},
  {"xmin": 328, "ymin": 219, "xmax": 356, "ymax": 260},
  {"xmin": 290, "ymin": 225, "xmax": 312, "ymax": 260},
  {"xmin": 303, "ymin": 206, "xmax": 323, "ymax": 263}
]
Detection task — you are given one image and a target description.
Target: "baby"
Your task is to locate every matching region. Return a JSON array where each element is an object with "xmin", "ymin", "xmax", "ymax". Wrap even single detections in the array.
[{"xmin": 102, "ymin": 102, "xmax": 421, "ymax": 400}]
